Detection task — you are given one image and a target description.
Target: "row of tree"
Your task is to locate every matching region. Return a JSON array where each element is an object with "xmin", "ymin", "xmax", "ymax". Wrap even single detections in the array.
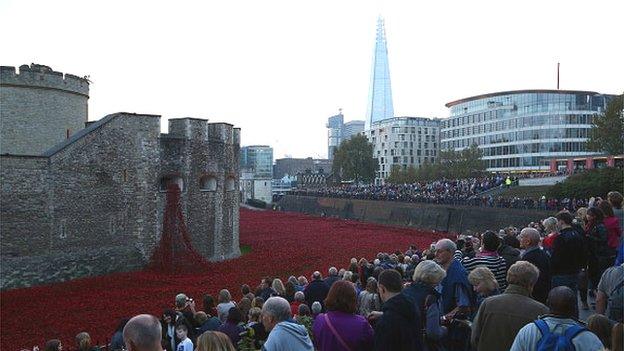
[{"xmin": 331, "ymin": 94, "xmax": 622, "ymax": 184}]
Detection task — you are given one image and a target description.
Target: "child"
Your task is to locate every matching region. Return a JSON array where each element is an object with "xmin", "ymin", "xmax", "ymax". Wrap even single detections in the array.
[{"xmin": 175, "ymin": 323, "xmax": 193, "ymax": 351}]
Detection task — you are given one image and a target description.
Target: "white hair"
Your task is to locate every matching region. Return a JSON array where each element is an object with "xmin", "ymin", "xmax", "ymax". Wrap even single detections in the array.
[
  {"xmin": 328, "ymin": 267, "xmax": 338, "ymax": 275},
  {"xmin": 311, "ymin": 301, "xmax": 322, "ymax": 314},
  {"xmin": 412, "ymin": 260, "xmax": 447, "ymax": 286},
  {"xmin": 519, "ymin": 227, "xmax": 541, "ymax": 245},
  {"xmin": 262, "ymin": 297, "xmax": 292, "ymax": 322},
  {"xmin": 435, "ymin": 238, "xmax": 457, "ymax": 252},
  {"xmin": 294, "ymin": 291, "xmax": 305, "ymax": 302}
]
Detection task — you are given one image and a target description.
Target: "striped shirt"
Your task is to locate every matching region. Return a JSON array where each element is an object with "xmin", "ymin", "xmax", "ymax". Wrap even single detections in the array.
[{"xmin": 461, "ymin": 255, "xmax": 508, "ymax": 290}]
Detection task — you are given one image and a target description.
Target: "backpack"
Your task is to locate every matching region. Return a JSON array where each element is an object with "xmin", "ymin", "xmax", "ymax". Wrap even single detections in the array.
[
  {"xmin": 534, "ymin": 319, "xmax": 586, "ymax": 351},
  {"xmin": 608, "ymin": 279, "xmax": 624, "ymax": 322}
]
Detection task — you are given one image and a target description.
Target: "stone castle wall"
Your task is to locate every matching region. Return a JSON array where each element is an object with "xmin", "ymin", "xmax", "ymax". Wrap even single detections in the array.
[
  {"xmin": 0, "ymin": 113, "xmax": 240, "ymax": 290},
  {"xmin": 0, "ymin": 64, "xmax": 89, "ymax": 155}
]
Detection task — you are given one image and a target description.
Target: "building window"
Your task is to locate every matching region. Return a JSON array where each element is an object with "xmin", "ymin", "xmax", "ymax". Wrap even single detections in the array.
[
  {"xmin": 199, "ymin": 176, "xmax": 217, "ymax": 191},
  {"xmin": 225, "ymin": 177, "xmax": 236, "ymax": 191},
  {"xmin": 160, "ymin": 175, "xmax": 184, "ymax": 192}
]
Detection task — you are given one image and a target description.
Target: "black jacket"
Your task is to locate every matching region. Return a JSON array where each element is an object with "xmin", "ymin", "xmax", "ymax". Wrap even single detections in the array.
[
  {"xmin": 521, "ymin": 247, "xmax": 551, "ymax": 304},
  {"xmin": 551, "ymin": 227, "xmax": 586, "ymax": 275},
  {"xmin": 374, "ymin": 293, "xmax": 423, "ymax": 351},
  {"xmin": 303, "ymin": 279, "xmax": 330, "ymax": 310},
  {"xmin": 323, "ymin": 275, "xmax": 340, "ymax": 289}
]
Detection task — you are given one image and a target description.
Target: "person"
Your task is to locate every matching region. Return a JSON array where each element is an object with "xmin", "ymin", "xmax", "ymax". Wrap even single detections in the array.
[
  {"xmin": 551, "ymin": 211, "xmax": 586, "ymax": 296},
  {"xmin": 261, "ymin": 296, "xmax": 314, "ymax": 351},
  {"xmin": 510, "ymin": 286, "xmax": 604, "ymax": 351},
  {"xmin": 161, "ymin": 310, "xmax": 178, "ymax": 351},
  {"xmin": 608, "ymin": 191, "xmax": 624, "ymax": 234},
  {"xmin": 218, "ymin": 307, "xmax": 245, "ymax": 346},
  {"xmin": 612, "ymin": 323, "xmax": 623, "ymax": 351},
  {"xmin": 203, "ymin": 295, "xmax": 218, "ymax": 319},
  {"xmin": 43, "ymin": 339, "xmax": 62, "ymax": 351},
  {"xmin": 304, "ymin": 271, "xmax": 330, "ymax": 311},
  {"xmin": 241, "ymin": 284, "xmax": 255, "ymax": 301},
  {"xmin": 259, "ymin": 278, "xmax": 277, "ymax": 301},
  {"xmin": 175, "ymin": 323, "xmax": 193, "ymax": 351},
  {"xmin": 541, "ymin": 217, "xmax": 559, "ymax": 254},
  {"xmin": 123, "ymin": 314, "xmax": 163, "ymax": 351},
  {"xmin": 324, "ymin": 267, "xmax": 340, "ymax": 288},
  {"xmin": 311, "ymin": 301, "xmax": 322, "ymax": 319},
  {"xmin": 586, "ymin": 314, "xmax": 612, "ymax": 350},
  {"xmin": 585, "ymin": 207, "xmax": 613, "ymax": 290},
  {"xmin": 468, "ymin": 266, "xmax": 499, "ymax": 310},
  {"xmin": 174, "ymin": 293, "xmax": 197, "ymax": 329},
  {"xmin": 246, "ymin": 307, "xmax": 268, "ymax": 348},
  {"xmin": 599, "ymin": 200, "xmax": 621, "ymax": 251},
  {"xmin": 358, "ymin": 277, "xmax": 381, "ymax": 317},
  {"xmin": 402, "ymin": 260, "xmax": 447, "ymax": 351},
  {"xmin": 596, "ymin": 263, "xmax": 624, "ymax": 323},
  {"xmin": 216, "ymin": 289, "xmax": 236, "ymax": 322},
  {"xmin": 284, "ymin": 281, "xmax": 297, "ymax": 302},
  {"xmin": 110, "ymin": 318, "xmax": 129, "ymax": 351},
  {"xmin": 75, "ymin": 332, "xmax": 97, "ymax": 351},
  {"xmin": 272, "ymin": 278, "xmax": 286, "ymax": 298},
  {"xmin": 461, "ymin": 231, "xmax": 508, "ymax": 290},
  {"xmin": 290, "ymin": 291, "xmax": 305, "ymax": 316},
  {"xmin": 471, "ymin": 261, "xmax": 549, "ymax": 351},
  {"xmin": 237, "ymin": 297, "xmax": 252, "ymax": 324},
  {"xmin": 435, "ymin": 239, "xmax": 473, "ymax": 350},
  {"xmin": 196, "ymin": 311, "xmax": 222, "ymax": 334},
  {"xmin": 195, "ymin": 331, "xmax": 236, "ymax": 351},
  {"xmin": 313, "ymin": 280, "xmax": 374, "ymax": 351},
  {"xmin": 498, "ymin": 231, "xmax": 521, "ymax": 271},
  {"xmin": 518, "ymin": 227, "xmax": 551, "ymax": 304}
]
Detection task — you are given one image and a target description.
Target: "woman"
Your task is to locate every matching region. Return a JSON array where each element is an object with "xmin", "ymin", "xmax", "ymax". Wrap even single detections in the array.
[
  {"xmin": 161, "ymin": 309, "xmax": 178, "ymax": 351},
  {"xmin": 586, "ymin": 314, "xmax": 612, "ymax": 350},
  {"xmin": 43, "ymin": 339, "xmax": 62, "ymax": 351},
  {"xmin": 271, "ymin": 278, "xmax": 286, "ymax": 298},
  {"xmin": 195, "ymin": 331, "xmax": 236, "ymax": 351},
  {"xmin": 216, "ymin": 289, "xmax": 236, "ymax": 322},
  {"xmin": 203, "ymin": 294, "xmax": 218, "ymax": 319},
  {"xmin": 585, "ymin": 207, "xmax": 612, "ymax": 289},
  {"xmin": 357, "ymin": 277, "xmax": 381, "ymax": 317},
  {"xmin": 218, "ymin": 307, "xmax": 245, "ymax": 346},
  {"xmin": 541, "ymin": 217, "xmax": 559, "ymax": 254},
  {"xmin": 313, "ymin": 280, "xmax": 374, "ymax": 351},
  {"xmin": 240, "ymin": 284, "xmax": 255, "ymax": 301},
  {"xmin": 237, "ymin": 297, "xmax": 252, "ymax": 324},
  {"xmin": 284, "ymin": 281, "xmax": 297, "ymax": 302},
  {"xmin": 403, "ymin": 260, "xmax": 448, "ymax": 351},
  {"xmin": 468, "ymin": 266, "xmax": 500, "ymax": 310},
  {"xmin": 75, "ymin": 332, "xmax": 98, "ymax": 351},
  {"xmin": 599, "ymin": 200, "xmax": 621, "ymax": 251}
]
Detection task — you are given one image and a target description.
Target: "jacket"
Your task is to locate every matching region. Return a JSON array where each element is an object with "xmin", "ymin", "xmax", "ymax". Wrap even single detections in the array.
[
  {"xmin": 521, "ymin": 247, "xmax": 551, "ymax": 304},
  {"xmin": 498, "ymin": 244, "xmax": 521, "ymax": 271},
  {"xmin": 262, "ymin": 321, "xmax": 314, "ymax": 351},
  {"xmin": 551, "ymin": 227, "xmax": 586, "ymax": 275},
  {"xmin": 471, "ymin": 284, "xmax": 549, "ymax": 351},
  {"xmin": 510, "ymin": 316, "xmax": 604, "ymax": 351},
  {"xmin": 304, "ymin": 279, "xmax": 330, "ymax": 311},
  {"xmin": 373, "ymin": 293, "xmax": 423, "ymax": 351},
  {"xmin": 313, "ymin": 311, "xmax": 374, "ymax": 351}
]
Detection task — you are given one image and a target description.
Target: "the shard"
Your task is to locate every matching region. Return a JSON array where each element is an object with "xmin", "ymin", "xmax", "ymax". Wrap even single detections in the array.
[{"xmin": 365, "ymin": 16, "xmax": 395, "ymax": 130}]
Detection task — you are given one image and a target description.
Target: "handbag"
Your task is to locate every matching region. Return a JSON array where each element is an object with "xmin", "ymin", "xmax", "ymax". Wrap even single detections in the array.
[{"xmin": 323, "ymin": 313, "xmax": 352, "ymax": 351}]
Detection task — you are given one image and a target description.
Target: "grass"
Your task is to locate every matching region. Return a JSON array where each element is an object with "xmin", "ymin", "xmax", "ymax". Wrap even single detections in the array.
[{"xmin": 240, "ymin": 244, "xmax": 252, "ymax": 255}]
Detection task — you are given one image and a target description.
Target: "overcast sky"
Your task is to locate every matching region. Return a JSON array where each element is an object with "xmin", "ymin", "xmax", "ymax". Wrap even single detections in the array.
[{"xmin": 1, "ymin": 0, "xmax": 622, "ymax": 159}]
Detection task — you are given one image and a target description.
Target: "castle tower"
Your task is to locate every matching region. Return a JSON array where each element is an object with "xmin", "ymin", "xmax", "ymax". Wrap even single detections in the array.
[
  {"xmin": 0, "ymin": 64, "xmax": 89, "ymax": 155},
  {"xmin": 365, "ymin": 17, "xmax": 395, "ymax": 130}
]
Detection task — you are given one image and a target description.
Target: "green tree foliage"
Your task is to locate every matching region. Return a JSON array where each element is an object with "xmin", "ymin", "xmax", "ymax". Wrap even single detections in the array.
[
  {"xmin": 587, "ymin": 94, "xmax": 624, "ymax": 155},
  {"xmin": 546, "ymin": 168, "xmax": 624, "ymax": 199},
  {"xmin": 332, "ymin": 134, "xmax": 377, "ymax": 183},
  {"xmin": 387, "ymin": 144, "xmax": 486, "ymax": 183}
]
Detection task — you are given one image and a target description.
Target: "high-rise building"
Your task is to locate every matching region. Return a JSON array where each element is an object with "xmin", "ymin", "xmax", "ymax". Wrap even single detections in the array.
[
  {"xmin": 441, "ymin": 89, "xmax": 616, "ymax": 171},
  {"xmin": 327, "ymin": 112, "xmax": 344, "ymax": 159},
  {"xmin": 367, "ymin": 117, "xmax": 441, "ymax": 184},
  {"xmin": 240, "ymin": 145, "xmax": 273, "ymax": 178},
  {"xmin": 365, "ymin": 17, "xmax": 395, "ymax": 130},
  {"xmin": 343, "ymin": 120, "xmax": 365, "ymax": 140}
]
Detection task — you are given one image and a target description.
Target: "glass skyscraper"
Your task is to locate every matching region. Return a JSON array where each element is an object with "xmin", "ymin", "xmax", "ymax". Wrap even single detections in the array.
[
  {"xmin": 240, "ymin": 145, "xmax": 273, "ymax": 178},
  {"xmin": 365, "ymin": 17, "xmax": 395, "ymax": 130},
  {"xmin": 441, "ymin": 90, "xmax": 615, "ymax": 171}
]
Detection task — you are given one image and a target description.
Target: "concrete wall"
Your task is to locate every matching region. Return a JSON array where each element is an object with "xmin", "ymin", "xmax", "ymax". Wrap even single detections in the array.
[
  {"xmin": 0, "ymin": 64, "xmax": 89, "ymax": 155},
  {"xmin": 278, "ymin": 195, "xmax": 551, "ymax": 234}
]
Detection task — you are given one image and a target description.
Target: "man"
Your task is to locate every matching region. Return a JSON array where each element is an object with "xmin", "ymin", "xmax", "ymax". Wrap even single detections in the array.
[
  {"xmin": 510, "ymin": 287, "xmax": 604, "ymax": 351},
  {"xmin": 461, "ymin": 231, "xmax": 508, "ymax": 290},
  {"xmin": 471, "ymin": 261, "xmax": 549, "ymax": 351},
  {"xmin": 123, "ymin": 314, "xmax": 163, "ymax": 351},
  {"xmin": 259, "ymin": 278, "xmax": 277, "ymax": 301},
  {"xmin": 518, "ymin": 227, "xmax": 551, "ymax": 304},
  {"xmin": 372, "ymin": 269, "xmax": 422, "ymax": 351},
  {"xmin": 323, "ymin": 267, "xmax": 340, "ymax": 288},
  {"xmin": 261, "ymin": 296, "xmax": 313, "ymax": 351},
  {"xmin": 435, "ymin": 239, "xmax": 473, "ymax": 350},
  {"xmin": 607, "ymin": 191, "xmax": 624, "ymax": 234},
  {"xmin": 303, "ymin": 271, "xmax": 330, "ymax": 311},
  {"xmin": 551, "ymin": 211, "xmax": 586, "ymax": 296},
  {"xmin": 596, "ymin": 263, "xmax": 624, "ymax": 322}
]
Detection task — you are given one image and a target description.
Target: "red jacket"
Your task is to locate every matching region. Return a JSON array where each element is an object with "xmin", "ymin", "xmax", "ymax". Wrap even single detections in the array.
[
  {"xmin": 290, "ymin": 301, "xmax": 302, "ymax": 316},
  {"xmin": 604, "ymin": 216, "xmax": 621, "ymax": 249}
]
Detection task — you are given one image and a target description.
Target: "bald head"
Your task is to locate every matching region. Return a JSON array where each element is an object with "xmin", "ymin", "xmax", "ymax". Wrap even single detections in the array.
[
  {"xmin": 547, "ymin": 286, "xmax": 577, "ymax": 319},
  {"xmin": 123, "ymin": 314, "xmax": 162, "ymax": 351}
]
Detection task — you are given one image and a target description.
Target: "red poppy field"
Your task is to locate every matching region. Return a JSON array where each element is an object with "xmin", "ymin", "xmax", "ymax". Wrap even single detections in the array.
[{"xmin": 0, "ymin": 209, "xmax": 442, "ymax": 350}]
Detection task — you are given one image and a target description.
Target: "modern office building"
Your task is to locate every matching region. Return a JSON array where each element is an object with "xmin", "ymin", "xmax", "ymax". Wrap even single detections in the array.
[
  {"xmin": 273, "ymin": 157, "xmax": 332, "ymax": 179},
  {"xmin": 240, "ymin": 145, "xmax": 273, "ymax": 178},
  {"xmin": 365, "ymin": 17, "xmax": 395, "ymax": 130},
  {"xmin": 327, "ymin": 112, "xmax": 344, "ymax": 160},
  {"xmin": 441, "ymin": 90, "xmax": 616, "ymax": 172},
  {"xmin": 343, "ymin": 120, "xmax": 365, "ymax": 140},
  {"xmin": 367, "ymin": 116, "xmax": 441, "ymax": 184}
]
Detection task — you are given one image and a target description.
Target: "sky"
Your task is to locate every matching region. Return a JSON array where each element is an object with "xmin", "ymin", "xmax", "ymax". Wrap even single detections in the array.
[{"xmin": 1, "ymin": 0, "xmax": 622, "ymax": 159}]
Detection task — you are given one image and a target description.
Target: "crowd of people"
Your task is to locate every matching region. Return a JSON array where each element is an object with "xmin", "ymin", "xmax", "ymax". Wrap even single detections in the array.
[
  {"xmin": 32, "ymin": 191, "xmax": 624, "ymax": 351},
  {"xmin": 289, "ymin": 174, "xmax": 590, "ymax": 211}
]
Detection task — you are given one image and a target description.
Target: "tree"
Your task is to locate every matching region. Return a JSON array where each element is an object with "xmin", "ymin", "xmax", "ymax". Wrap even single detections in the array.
[
  {"xmin": 587, "ymin": 94, "xmax": 624, "ymax": 155},
  {"xmin": 332, "ymin": 134, "xmax": 377, "ymax": 183}
]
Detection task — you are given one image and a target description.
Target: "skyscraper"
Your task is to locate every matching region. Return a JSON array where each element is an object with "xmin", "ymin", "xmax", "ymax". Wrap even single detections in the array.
[{"xmin": 365, "ymin": 17, "xmax": 395, "ymax": 130}]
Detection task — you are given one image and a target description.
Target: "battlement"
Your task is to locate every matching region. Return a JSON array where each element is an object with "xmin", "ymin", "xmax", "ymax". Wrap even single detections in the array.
[
  {"xmin": 0, "ymin": 64, "xmax": 89, "ymax": 97},
  {"xmin": 167, "ymin": 118, "xmax": 238, "ymax": 145}
]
